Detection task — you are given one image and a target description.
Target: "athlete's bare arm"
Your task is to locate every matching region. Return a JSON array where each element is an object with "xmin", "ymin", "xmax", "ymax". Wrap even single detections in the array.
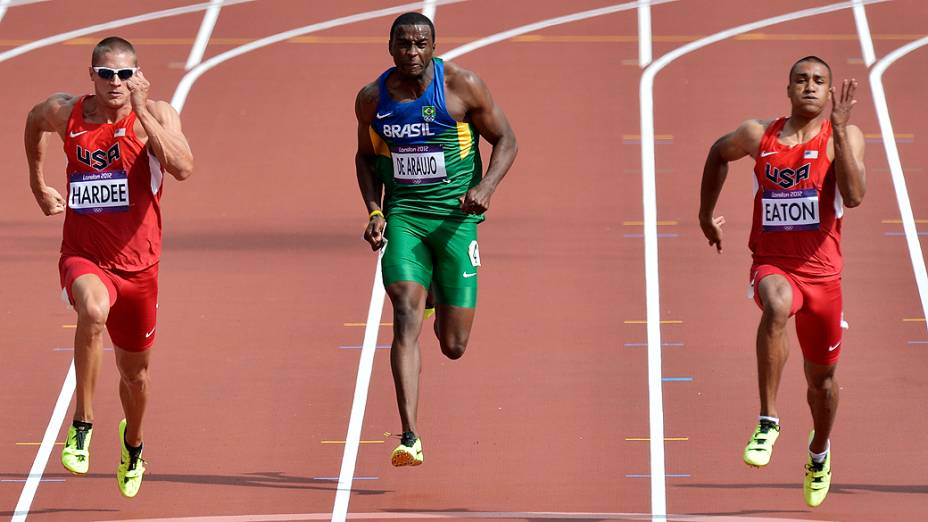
[
  {"xmin": 698, "ymin": 119, "xmax": 768, "ymax": 253},
  {"xmin": 25, "ymin": 93, "xmax": 77, "ymax": 216},
  {"xmin": 829, "ymin": 79, "xmax": 866, "ymax": 207},
  {"xmin": 127, "ymin": 70, "xmax": 194, "ymax": 181},
  {"xmin": 444, "ymin": 62, "xmax": 518, "ymax": 215},
  {"xmin": 355, "ymin": 81, "xmax": 386, "ymax": 251}
]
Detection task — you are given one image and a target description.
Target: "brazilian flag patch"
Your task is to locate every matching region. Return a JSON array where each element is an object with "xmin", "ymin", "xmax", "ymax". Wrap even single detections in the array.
[{"xmin": 421, "ymin": 105, "xmax": 437, "ymax": 123}]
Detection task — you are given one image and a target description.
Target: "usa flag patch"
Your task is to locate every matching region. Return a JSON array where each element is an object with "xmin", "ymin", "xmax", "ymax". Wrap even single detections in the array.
[
  {"xmin": 804, "ymin": 150, "xmax": 818, "ymax": 159},
  {"xmin": 114, "ymin": 128, "xmax": 126, "ymax": 137}
]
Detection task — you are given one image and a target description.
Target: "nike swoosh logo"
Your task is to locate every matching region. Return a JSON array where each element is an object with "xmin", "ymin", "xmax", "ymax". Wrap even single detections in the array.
[
  {"xmin": 462, "ymin": 272, "xmax": 477, "ymax": 278},
  {"xmin": 144, "ymin": 327, "xmax": 156, "ymax": 338},
  {"xmin": 69, "ymin": 130, "xmax": 88, "ymax": 138},
  {"xmin": 760, "ymin": 151, "xmax": 779, "ymax": 157},
  {"xmin": 828, "ymin": 341, "xmax": 841, "ymax": 352},
  {"xmin": 376, "ymin": 111, "xmax": 393, "ymax": 119}
]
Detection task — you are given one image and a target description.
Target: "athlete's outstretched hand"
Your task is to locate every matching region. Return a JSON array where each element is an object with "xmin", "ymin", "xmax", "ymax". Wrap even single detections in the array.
[
  {"xmin": 126, "ymin": 69, "xmax": 151, "ymax": 112},
  {"xmin": 830, "ymin": 78, "xmax": 857, "ymax": 128},
  {"xmin": 33, "ymin": 185, "xmax": 65, "ymax": 216},
  {"xmin": 700, "ymin": 215, "xmax": 726, "ymax": 253},
  {"xmin": 460, "ymin": 183, "xmax": 493, "ymax": 215},
  {"xmin": 364, "ymin": 214, "xmax": 386, "ymax": 251}
]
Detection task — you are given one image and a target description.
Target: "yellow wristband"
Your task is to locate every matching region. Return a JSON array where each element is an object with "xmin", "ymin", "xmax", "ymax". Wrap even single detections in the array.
[{"xmin": 369, "ymin": 209, "xmax": 384, "ymax": 220}]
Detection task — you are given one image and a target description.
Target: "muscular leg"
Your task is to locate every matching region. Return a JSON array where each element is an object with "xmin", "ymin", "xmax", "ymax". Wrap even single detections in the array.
[
  {"xmin": 435, "ymin": 304, "xmax": 475, "ymax": 360},
  {"xmin": 115, "ymin": 347, "xmax": 151, "ymax": 447},
  {"xmin": 71, "ymin": 274, "xmax": 111, "ymax": 423},
  {"xmin": 386, "ymin": 281, "xmax": 427, "ymax": 434},
  {"xmin": 755, "ymin": 275, "xmax": 794, "ymax": 419},
  {"xmin": 804, "ymin": 361, "xmax": 838, "ymax": 454}
]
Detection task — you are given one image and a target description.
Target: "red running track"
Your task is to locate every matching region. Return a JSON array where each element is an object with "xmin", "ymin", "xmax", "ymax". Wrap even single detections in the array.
[{"xmin": 0, "ymin": 1, "xmax": 925, "ymax": 521}]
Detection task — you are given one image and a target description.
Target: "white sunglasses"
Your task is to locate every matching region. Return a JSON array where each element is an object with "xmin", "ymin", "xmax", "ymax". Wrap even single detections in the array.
[{"xmin": 92, "ymin": 67, "xmax": 138, "ymax": 80}]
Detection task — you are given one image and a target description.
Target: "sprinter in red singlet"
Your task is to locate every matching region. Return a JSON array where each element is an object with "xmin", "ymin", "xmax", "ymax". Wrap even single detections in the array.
[
  {"xmin": 24, "ymin": 37, "xmax": 194, "ymax": 498},
  {"xmin": 698, "ymin": 56, "xmax": 865, "ymax": 507}
]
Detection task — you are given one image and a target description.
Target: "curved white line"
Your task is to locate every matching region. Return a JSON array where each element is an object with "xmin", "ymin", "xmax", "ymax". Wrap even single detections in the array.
[
  {"xmin": 0, "ymin": 0, "xmax": 255, "ymax": 64},
  {"xmin": 171, "ymin": 0, "xmax": 466, "ymax": 113},
  {"xmin": 0, "ymin": 0, "xmax": 49, "ymax": 22},
  {"xmin": 852, "ymin": 0, "xmax": 876, "ymax": 66},
  {"xmin": 0, "ymin": 0, "xmax": 13, "ymax": 25},
  {"xmin": 185, "ymin": 0, "xmax": 225, "ymax": 70},
  {"xmin": 638, "ymin": 0, "xmax": 652, "ymax": 67},
  {"xmin": 868, "ymin": 35, "xmax": 928, "ymax": 329},
  {"xmin": 422, "ymin": 0, "xmax": 437, "ymax": 22},
  {"xmin": 441, "ymin": 0, "xmax": 676, "ymax": 61},
  {"xmin": 639, "ymin": 0, "xmax": 886, "ymax": 518}
]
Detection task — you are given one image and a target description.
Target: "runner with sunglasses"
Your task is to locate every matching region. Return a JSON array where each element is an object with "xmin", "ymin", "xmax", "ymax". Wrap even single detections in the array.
[
  {"xmin": 355, "ymin": 13, "xmax": 517, "ymax": 466},
  {"xmin": 24, "ymin": 36, "xmax": 194, "ymax": 498}
]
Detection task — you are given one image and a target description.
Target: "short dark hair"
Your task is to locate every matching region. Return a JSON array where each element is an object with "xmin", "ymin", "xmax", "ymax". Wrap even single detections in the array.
[
  {"xmin": 789, "ymin": 55, "xmax": 831, "ymax": 82},
  {"xmin": 389, "ymin": 12, "xmax": 435, "ymax": 43},
  {"xmin": 91, "ymin": 36, "xmax": 136, "ymax": 66}
]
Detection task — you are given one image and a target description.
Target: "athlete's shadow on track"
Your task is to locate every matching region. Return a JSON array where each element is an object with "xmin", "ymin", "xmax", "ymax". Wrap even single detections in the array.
[
  {"xmin": 678, "ymin": 481, "xmax": 928, "ymax": 495},
  {"xmin": 0, "ymin": 471, "xmax": 390, "ymax": 495},
  {"xmin": 0, "ymin": 508, "xmax": 118, "ymax": 518}
]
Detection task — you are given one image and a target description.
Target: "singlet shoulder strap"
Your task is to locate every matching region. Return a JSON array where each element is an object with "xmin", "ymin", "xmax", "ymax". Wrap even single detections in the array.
[{"xmin": 759, "ymin": 117, "xmax": 787, "ymax": 150}]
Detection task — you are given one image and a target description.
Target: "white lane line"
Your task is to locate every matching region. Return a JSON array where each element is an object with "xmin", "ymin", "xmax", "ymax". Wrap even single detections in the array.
[
  {"xmin": 852, "ymin": 0, "xmax": 876, "ymax": 66},
  {"xmin": 331, "ymin": 248, "xmax": 387, "ymax": 522},
  {"xmin": 442, "ymin": 0, "xmax": 676, "ymax": 61},
  {"xmin": 0, "ymin": 0, "xmax": 254, "ymax": 64},
  {"xmin": 171, "ymin": 0, "xmax": 465, "ymax": 112},
  {"xmin": 638, "ymin": 0, "xmax": 652, "ymax": 67},
  {"xmin": 0, "ymin": 0, "xmax": 13, "ymax": 26},
  {"xmin": 422, "ymin": 0, "xmax": 437, "ymax": 22},
  {"xmin": 11, "ymin": 362, "xmax": 75, "ymax": 522},
  {"xmin": 638, "ymin": 1, "xmax": 886, "ymax": 518},
  {"xmin": 185, "ymin": 0, "xmax": 225, "ymax": 70},
  {"xmin": 867, "ymin": 34, "xmax": 928, "ymax": 330}
]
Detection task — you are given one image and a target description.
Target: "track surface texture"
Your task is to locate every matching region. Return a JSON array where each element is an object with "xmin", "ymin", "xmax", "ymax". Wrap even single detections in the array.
[{"xmin": 1, "ymin": 1, "xmax": 925, "ymax": 521}]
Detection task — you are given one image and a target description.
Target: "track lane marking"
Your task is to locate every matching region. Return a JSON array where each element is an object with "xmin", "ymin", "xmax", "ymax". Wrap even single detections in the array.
[
  {"xmin": 857, "ymin": 5, "xmax": 928, "ymax": 332},
  {"xmin": 0, "ymin": 0, "xmax": 255, "ymax": 64},
  {"xmin": 171, "ymin": 0, "xmax": 466, "ymax": 112},
  {"xmin": 11, "ymin": 362, "xmax": 75, "ymax": 521},
  {"xmin": 441, "ymin": 0, "xmax": 677, "ymax": 61},
  {"xmin": 638, "ymin": 1, "xmax": 887, "ymax": 518},
  {"xmin": 185, "ymin": 0, "xmax": 225, "ymax": 70}
]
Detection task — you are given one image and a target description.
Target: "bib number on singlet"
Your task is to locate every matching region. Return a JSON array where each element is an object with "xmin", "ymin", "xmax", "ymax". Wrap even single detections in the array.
[
  {"xmin": 391, "ymin": 144, "xmax": 447, "ymax": 185},
  {"xmin": 762, "ymin": 188, "xmax": 819, "ymax": 232},
  {"xmin": 69, "ymin": 170, "xmax": 129, "ymax": 214}
]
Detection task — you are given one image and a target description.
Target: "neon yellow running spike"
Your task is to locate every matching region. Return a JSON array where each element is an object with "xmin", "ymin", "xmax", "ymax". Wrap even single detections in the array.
[
  {"xmin": 61, "ymin": 424, "xmax": 93, "ymax": 475},
  {"xmin": 391, "ymin": 433, "xmax": 423, "ymax": 467},
  {"xmin": 116, "ymin": 419, "xmax": 146, "ymax": 498},
  {"xmin": 423, "ymin": 307, "xmax": 435, "ymax": 320},
  {"xmin": 743, "ymin": 419, "xmax": 780, "ymax": 467},
  {"xmin": 804, "ymin": 434, "xmax": 832, "ymax": 507}
]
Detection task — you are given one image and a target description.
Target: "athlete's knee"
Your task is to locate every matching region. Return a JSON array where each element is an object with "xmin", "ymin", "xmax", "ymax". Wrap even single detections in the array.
[
  {"xmin": 439, "ymin": 332, "xmax": 469, "ymax": 360},
  {"xmin": 75, "ymin": 299, "xmax": 109, "ymax": 332},
  {"xmin": 807, "ymin": 368, "xmax": 837, "ymax": 393},
  {"xmin": 759, "ymin": 295, "xmax": 791, "ymax": 331},
  {"xmin": 120, "ymin": 365, "xmax": 150, "ymax": 392}
]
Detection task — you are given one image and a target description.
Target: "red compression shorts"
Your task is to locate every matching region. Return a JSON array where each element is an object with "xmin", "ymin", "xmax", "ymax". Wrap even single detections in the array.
[
  {"xmin": 59, "ymin": 256, "xmax": 159, "ymax": 352},
  {"xmin": 750, "ymin": 264, "xmax": 843, "ymax": 366}
]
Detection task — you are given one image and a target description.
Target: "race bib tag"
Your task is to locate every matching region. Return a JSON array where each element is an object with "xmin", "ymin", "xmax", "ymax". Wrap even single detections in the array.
[
  {"xmin": 69, "ymin": 170, "xmax": 129, "ymax": 214},
  {"xmin": 392, "ymin": 144, "xmax": 447, "ymax": 185},
  {"xmin": 762, "ymin": 188, "xmax": 819, "ymax": 232}
]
